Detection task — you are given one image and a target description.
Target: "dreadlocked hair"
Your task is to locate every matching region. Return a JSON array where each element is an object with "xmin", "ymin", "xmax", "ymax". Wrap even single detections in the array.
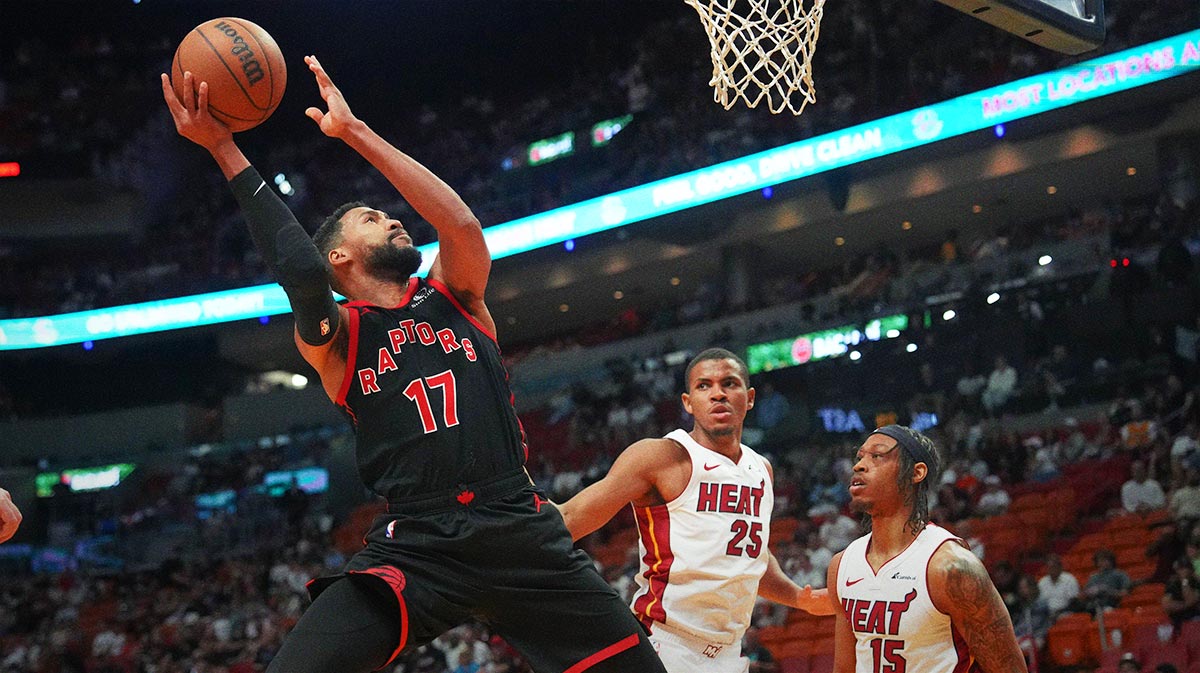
[
  {"xmin": 894, "ymin": 426, "xmax": 941, "ymax": 535},
  {"xmin": 857, "ymin": 427, "xmax": 942, "ymax": 536}
]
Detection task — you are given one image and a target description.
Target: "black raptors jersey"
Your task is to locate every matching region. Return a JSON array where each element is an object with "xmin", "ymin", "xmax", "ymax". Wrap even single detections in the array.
[{"xmin": 334, "ymin": 277, "xmax": 527, "ymax": 499}]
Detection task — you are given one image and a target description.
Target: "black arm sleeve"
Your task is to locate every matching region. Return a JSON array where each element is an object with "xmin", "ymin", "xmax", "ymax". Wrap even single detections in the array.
[{"xmin": 228, "ymin": 166, "xmax": 340, "ymax": 346}]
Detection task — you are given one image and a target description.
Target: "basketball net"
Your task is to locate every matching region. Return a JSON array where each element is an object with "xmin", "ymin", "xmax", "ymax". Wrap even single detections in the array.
[{"xmin": 686, "ymin": 0, "xmax": 825, "ymax": 115}]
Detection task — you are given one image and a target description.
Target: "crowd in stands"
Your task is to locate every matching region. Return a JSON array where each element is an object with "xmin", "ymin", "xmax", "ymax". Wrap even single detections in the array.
[
  {"xmin": 3, "ymin": 213, "xmax": 1200, "ymax": 672},
  {"xmin": 5, "ymin": 2, "xmax": 1200, "ymax": 671},
  {"xmin": 1, "ymin": 0, "xmax": 1196, "ymax": 321},
  {"xmin": 6, "ymin": 276, "xmax": 1200, "ymax": 671}
]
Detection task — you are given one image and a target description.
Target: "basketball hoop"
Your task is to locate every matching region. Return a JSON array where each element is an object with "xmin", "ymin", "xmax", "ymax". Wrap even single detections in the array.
[{"xmin": 686, "ymin": 0, "xmax": 826, "ymax": 115}]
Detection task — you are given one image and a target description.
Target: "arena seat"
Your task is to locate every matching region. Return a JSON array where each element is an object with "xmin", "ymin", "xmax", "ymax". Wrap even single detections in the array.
[{"xmin": 1047, "ymin": 616, "xmax": 1094, "ymax": 667}]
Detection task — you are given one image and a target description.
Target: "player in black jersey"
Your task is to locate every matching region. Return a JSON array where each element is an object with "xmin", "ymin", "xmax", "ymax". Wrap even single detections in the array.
[{"xmin": 162, "ymin": 56, "xmax": 668, "ymax": 673}]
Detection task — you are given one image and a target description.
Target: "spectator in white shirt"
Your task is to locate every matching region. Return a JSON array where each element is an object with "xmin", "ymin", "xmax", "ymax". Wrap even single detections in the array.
[
  {"xmin": 1122, "ymin": 459, "xmax": 1166, "ymax": 513},
  {"xmin": 976, "ymin": 475, "xmax": 1011, "ymax": 517},
  {"xmin": 1171, "ymin": 468, "xmax": 1200, "ymax": 521},
  {"xmin": 956, "ymin": 368, "xmax": 987, "ymax": 400},
  {"xmin": 1172, "ymin": 422, "xmax": 1199, "ymax": 461},
  {"xmin": 819, "ymin": 512, "xmax": 859, "ymax": 553},
  {"xmin": 804, "ymin": 531, "xmax": 834, "ymax": 579},
  {"xmin": 982, "ymin": 355, "xmax": 1018, "ymax": 414},
  {"xmin": 788, "ymin": 551, "xmax": 826, "ymax": 590},
  {"xmin": 1037, "ymin": 553, "xmax": 1081, "ymax": 617}
]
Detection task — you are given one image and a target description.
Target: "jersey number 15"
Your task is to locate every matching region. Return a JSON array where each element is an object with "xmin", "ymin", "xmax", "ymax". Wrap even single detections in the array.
[{"xmin": 869, "ymin": 638, "xmax": 906, "ymax": 673}]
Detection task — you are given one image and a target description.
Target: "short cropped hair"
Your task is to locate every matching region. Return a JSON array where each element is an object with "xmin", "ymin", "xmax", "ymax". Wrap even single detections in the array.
[
  {"xmin": 684, "ymin": 348, "xmax": 750, "ymax": 388},
  {"xmin": 313, "ymin": 201, "xmax": 366, "ymax": 256}
]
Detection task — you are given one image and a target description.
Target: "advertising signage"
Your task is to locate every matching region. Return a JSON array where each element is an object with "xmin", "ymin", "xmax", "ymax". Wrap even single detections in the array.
[
  {"xmin": 746, "ymin": 314, "xmax": 910, "ymax": 374},
  {"xmin": 36, "ymin": 463, "xmax": 136, "ymax": 497},
  {"xmin": 3, "ymin": 31, "xmax": 1198, "ymax": 350}
]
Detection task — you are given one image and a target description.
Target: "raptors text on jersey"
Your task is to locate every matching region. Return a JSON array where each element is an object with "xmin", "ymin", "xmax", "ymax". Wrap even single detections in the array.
[{"xmin": 335, "ymin": 277, "xmax": 527, "ymax": 499}]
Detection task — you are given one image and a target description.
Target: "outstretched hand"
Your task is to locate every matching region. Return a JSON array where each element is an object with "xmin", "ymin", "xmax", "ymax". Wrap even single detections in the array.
[
  {"xmin": 160, "ymin": 71, "xmax": 233, "ymax": 151},
  {"xmin": 304, "ymin": 55, "xmax": 360, "ymax": 139},
  {"xmin": 795, "ymin": 585, "xmax": 835, "ymax": 616},
  {"xmin": 0, "ymin": 488, "xmax": 22, "ymax": 543}
]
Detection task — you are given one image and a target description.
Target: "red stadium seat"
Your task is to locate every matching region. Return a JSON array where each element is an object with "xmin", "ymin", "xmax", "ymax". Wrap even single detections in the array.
[
  {"xmin": 1125, "ymin": 560, "xmax": 1158, "ymax": 582},
  {"xmin": 1115, "ymin": 545, "xmax": 1149, "ymax": 568},
  {"xmin": 1048, "ymin": 618, "xmax": 1093, "ymax": 667},
  {"xmin": 1123, "ymin": 583, "xmax": 1166, "ymax": 609},
  {"xmin": 1089, "ymin": 608, "xmax": 1131, "ymax": 660},
  {"xmin": 1180, "ymin": 620, "xmax": 1200, "ymax": 661},
  {"xmin": 1141, "ymin": 639, "xmax": 1188, "ymax": 671}
]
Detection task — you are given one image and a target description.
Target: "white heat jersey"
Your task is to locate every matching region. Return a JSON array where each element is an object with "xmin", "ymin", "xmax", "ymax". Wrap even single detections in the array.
[
  {"xmin": 631, "ymin": 428, "xmax": 774, "ymax": 645},
  {"xmin": 836, "ymin": 523, "xmax": 981, "ymax": 673}
]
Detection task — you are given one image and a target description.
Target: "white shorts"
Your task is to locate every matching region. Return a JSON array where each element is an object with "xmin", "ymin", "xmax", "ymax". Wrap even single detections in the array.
[{"xmin": 647, "ymin": 621, "xmax": 748, "ymax": 673}]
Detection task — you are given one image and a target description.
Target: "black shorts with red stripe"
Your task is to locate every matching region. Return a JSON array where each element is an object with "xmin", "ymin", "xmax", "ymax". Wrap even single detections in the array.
[{"xmin": 306, "ymin": 470, "xmax": 666, "ymax": 673}]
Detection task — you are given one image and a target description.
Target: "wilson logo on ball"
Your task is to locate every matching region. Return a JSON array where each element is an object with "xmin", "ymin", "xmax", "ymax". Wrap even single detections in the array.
[
  {"xmin": 213, "ymin": 20, "xmax": 265, "ymax": 86},
  {"xmin": 172, "ymin": 17, "xmax": 287, "ymax": 132}
]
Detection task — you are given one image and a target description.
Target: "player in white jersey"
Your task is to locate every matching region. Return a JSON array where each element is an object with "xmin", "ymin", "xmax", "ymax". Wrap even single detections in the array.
[
  {"xmin": 827, "ymin": 425, "xmax": 1027, "ymax": 673},
  {"xmin": 559, "ymin": 348, "xmax": 828, "ymax": 673}
]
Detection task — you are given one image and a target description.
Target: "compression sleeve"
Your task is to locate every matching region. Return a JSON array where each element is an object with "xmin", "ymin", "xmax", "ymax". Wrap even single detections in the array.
[{"xmin": 228, "ymin": 166, "xmax": 341, "ymax": 346}]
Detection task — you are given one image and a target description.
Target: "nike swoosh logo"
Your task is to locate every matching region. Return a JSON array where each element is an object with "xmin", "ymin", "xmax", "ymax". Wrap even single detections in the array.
[
  {"xmin": 704, "ymin": 463, "xmax": 721, "ymax": 471},
  {"xmin": 846, "ymin": 578, "xmax": 865, "ymax": 586}
]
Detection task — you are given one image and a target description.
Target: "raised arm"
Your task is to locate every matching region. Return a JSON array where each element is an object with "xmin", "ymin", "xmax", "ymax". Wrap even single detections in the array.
[
  {"xmin": 302, "ymin": 55, "xmax": 492, "ymax": 333},
  {"xmin": 161, "ymin": 71, "xmax": 346, "ymax": 398},
  {"xmin": 557, "ymin": 439, "xmax": 684, "ymax": 542},
  {"xmin": 928, "ymin": 541, "xmax": 1029, "ymax": 673}
]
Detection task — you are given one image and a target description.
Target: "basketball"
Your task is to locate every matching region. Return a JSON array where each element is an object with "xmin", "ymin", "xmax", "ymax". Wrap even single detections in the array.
[{"xmin": 171, "ymin": 18, "xmax": 286, "ymax": 132}]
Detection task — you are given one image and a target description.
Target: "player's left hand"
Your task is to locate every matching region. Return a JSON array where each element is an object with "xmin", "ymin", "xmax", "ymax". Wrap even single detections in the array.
[
  {"xmin": 0, "ymin": 488, "xmax": 22, "ymax": 543},
  {"xmin": 794, "ymin": 585, "xmax": 834, "ymax": 615},
  {"xmin": 304, "ymin": 55, "xmax": 360, "ymax": 140}
]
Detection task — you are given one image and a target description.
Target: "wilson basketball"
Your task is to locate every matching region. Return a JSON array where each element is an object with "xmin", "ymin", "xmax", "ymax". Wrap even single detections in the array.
[{"xmin": 172, "ymin": 18, "xmax": 286, "ymax": 132}]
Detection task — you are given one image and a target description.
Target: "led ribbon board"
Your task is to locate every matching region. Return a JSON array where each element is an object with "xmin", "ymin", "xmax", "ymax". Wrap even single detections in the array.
[
  {"xmin": 2, "ymin": 31, "xmax": 1198, "ymax": 350},
  {"xmin": 746, "ymin": 314, "xmax": 910, "ymax": 374},
  {"xmin": 35, "ymin": 463, "xmax": 136, "ymax": 497}
]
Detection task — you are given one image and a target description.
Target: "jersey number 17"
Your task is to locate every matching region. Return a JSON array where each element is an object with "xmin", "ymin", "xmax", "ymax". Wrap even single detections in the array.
[{"xmin": 403, "ymin": 370, "xmax": 460, "ymax": 434}]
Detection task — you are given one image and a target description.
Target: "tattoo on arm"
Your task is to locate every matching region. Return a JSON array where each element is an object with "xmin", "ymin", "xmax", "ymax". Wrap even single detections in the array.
[{"xmin": 942, "ymin": 552, "xmax": 1028, "ymax": 673}]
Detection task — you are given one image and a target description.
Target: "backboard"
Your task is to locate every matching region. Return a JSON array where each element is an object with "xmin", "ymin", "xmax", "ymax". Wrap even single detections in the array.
[{"xmin": 934, "ymin": 0, "xmax": 1105, "ymax": 55}]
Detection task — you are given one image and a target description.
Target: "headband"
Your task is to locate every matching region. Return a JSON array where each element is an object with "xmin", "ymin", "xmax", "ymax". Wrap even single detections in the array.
[{"xmin": 870, "ymin": 425, "xmax": 933, "ymax": 467}]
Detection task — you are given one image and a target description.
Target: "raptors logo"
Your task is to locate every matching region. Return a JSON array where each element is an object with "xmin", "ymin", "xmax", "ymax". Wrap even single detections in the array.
[{"xmin": 320, "ymin": 318, "xmax": 331, "ymax": 337}]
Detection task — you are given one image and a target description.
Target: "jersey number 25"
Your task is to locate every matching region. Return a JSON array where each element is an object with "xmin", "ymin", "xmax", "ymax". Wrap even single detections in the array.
[{"xmin": 726, "ymin": 520, "xmax": 763, "ymax": 558}]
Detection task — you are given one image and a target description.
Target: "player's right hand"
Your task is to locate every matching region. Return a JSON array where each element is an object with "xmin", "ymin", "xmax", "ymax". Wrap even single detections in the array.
[
  {"xmin": 304, "ymin": 55, "xmax": 361, "ymax": 140},
  {"xmin": 0, "ymin": 488, "xmax": 22, "ymax": 543},
  {"xmin": 794, "ymin": 585, "xmax": 835, "ymax": 616},
  {"xmin": 161, "ymin": 71, "xmax": 234, "ymax": 151}
]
